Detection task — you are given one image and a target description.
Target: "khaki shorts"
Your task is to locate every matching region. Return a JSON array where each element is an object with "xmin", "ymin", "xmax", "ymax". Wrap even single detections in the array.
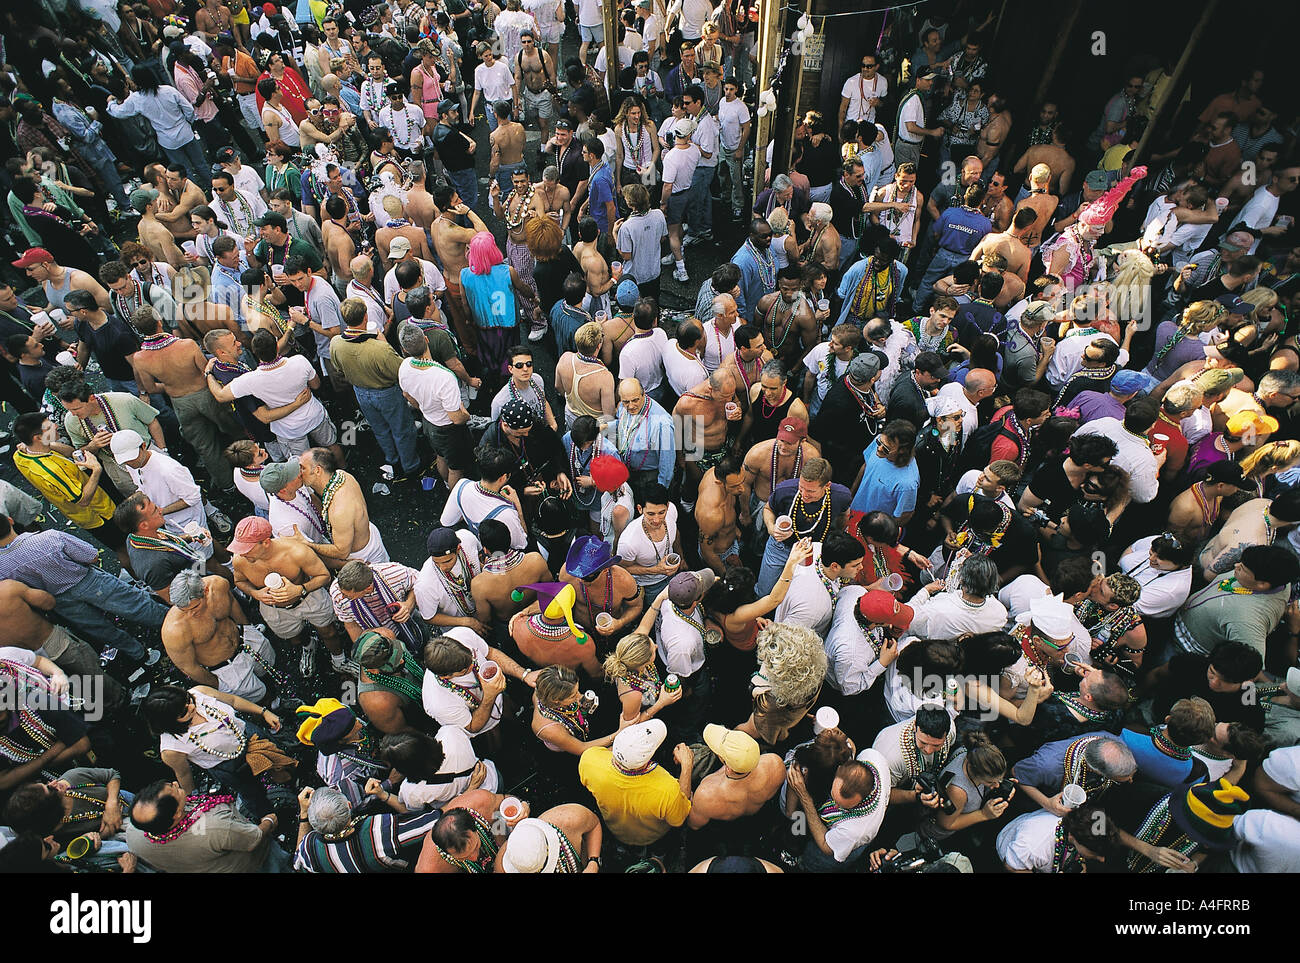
[
  {"xmin": 260, "ymin": 585, "xmax": 336, "ymax": 638},
  {"xmin": 521, "ymin": 85, "xmax": 557, "ymax": 122},
  {"xmin": 283, "ymin": 413, "xmax": 340, "ymax": 456},
  {"xmin": 208, "ymin": 627, "xmax": 275, "ymax": 702}
]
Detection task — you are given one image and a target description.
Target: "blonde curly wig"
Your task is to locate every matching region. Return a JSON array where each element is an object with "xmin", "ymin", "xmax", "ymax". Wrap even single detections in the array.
[{"xmin": 755, "ymin": 622, "xmax": 827, "ymax": 707}]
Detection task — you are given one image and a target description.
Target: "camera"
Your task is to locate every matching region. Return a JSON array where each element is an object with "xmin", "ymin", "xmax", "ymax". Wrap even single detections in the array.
[
  {"xmin": 1028, "ymin": 508, "xmax": 1051, "ymax": 527},
  {"xmin": 913, "ymin": 770, "xmax": 956, "ymax": 814},
  {"xmin": 875, "ymin": 837, "xmax": 943, "ymax": 874},
  {"xmin": 985, "ymin": 778, "xmax": 1016, "ymax": 805}
]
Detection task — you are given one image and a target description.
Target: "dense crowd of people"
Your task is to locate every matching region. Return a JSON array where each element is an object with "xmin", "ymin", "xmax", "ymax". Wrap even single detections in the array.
[{"xmin": 0, "ymin": 0, "xmax": 1298, "ymax": 876}]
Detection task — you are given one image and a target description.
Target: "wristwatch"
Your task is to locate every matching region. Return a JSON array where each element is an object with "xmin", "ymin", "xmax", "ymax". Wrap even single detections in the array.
[{"xmin": 586, "ymin": 856, "xmax": 602, "ymax": 868}]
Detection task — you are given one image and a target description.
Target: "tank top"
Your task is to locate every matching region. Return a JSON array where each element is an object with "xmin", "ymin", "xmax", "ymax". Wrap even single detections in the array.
[
  {"xmin": 566, "ymin": 355, "xmax": 604, "ymax": 419},
  {"xmin": 270, "ymin": 101, "xmax": 301, "ymax": 146},
  {"xmin": 43, "ymin": 272, "xmax": 75, "ymax": 311},
  {"xmin": 749, "ymin": 386, "xmax": 797, "ymax": 444}
]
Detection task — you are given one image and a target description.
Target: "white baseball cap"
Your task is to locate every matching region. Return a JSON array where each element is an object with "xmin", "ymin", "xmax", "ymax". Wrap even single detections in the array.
[
  {"xmin": 108, "ymin": 428, "xmax": 146, "ymax": 462},
  {"xmin": 612, "ymin": 719, "xmax": 666, "ymax": 770}
]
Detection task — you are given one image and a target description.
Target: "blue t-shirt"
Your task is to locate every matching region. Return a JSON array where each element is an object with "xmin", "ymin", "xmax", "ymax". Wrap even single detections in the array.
[
  {"xmin": 934, "ymin": 207, "xmax": 992, "ymax": 256},
  {"xmin": 460, "ymin": 263, "xmax": 516, "ymax": 330},
  {"xmin": 1120, "ymin": 728, "xmax": 1208, "ymax": 790},
  {"xmin": 587, "ymin": 163, "xmax": 618, "ymax": 234},
  {"xmin": 850, "ymin": 439, "xmax": 920, "ymax": 516}
]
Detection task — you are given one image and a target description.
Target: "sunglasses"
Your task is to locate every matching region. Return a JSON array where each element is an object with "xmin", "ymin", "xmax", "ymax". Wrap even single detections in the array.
[
  {"xmin": 511, "ymin": 361, "xmax": 534, "ymax": 369},
  {"xmin": 323, "ymin": 108, "xmax": 340, "ymax": 115}
]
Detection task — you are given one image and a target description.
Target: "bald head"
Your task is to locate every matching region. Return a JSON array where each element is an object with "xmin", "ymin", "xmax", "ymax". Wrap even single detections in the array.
[
  {"xmin": 964, "ymin": 368, "xmax": 997, "ymax": 400},
  {"xmin": 320, "ymin": 73, "xmax": 340, "ymax": 94},
  {"xmin": 618, "ymin": 378, "xmax": 645, "ymax": 406},
  {"xmin": 350, "ymin": 256, "xmax": 373, "ymax": 282}
]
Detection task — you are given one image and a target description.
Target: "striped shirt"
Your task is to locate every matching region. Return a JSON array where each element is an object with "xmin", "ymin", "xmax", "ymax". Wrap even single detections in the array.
[
  {"xmin": 0, "ymin": 530, "xmax": 100, "ymax": 593},
  {"xmin": 330, "ymin": 561, "xmax": 421, "ymax": 626},
  {"xmin": 293, "ymin": 810, "xmax": 440, "ymax": 872}
]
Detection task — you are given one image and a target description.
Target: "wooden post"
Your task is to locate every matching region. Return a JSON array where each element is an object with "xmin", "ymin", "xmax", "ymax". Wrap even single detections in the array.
[
  {"xmin": 602, "ymin": 0, "xmax": 620, "ymax": 106},
  {"xmin": 1130, "ymin": 0, "xmax": 1219, "ymax": 167},
  {"xmin": 1032, "ymin": 0, "xmax": 1084, "ymax": 108},
  {"xmin": 751, "ymin": 0, "xmax": 787, "ymax": 203}
]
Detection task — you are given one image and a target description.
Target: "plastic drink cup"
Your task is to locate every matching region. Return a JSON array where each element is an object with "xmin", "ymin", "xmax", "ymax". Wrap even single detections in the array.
[
  {"xmin": 480, "ymin": 660, "xmax": 500, "ymax": 680},
  {"xmin": 664, "ymin": 552, "xmax": 681, "ymax": 568},
  {"xmin": 595, "ymin": 612, "xmax": 614, "ymax": 630},
  {"xmin": 611, "ymin": 261, "xmax": 623, "ymax": 279},
  {"xmin": 885, "ymin": 572, "xmax": 904, "ymax": 592},
  {"xmin": 1061, "ymin": 784, "xmax": 1087, "ymax": 809},
  {"xmin": 725, "ymin": 401, "xmax": 740, "ymax": 418},
  {"xmin": 56, "ymin": 350, "xmax": 78, "ymax": 366},
  {"xmin": 65, "ymin": 835, "xmax": 95, "ymax": 860},
  {"xmin": 817, "ymin": 298, "xmax": 830, "ymax": 312},
  {"xmin": 775, "ymin": 514, "xmax": 793, "ymax": 534},
  {"xmin": 264, "ymin": 572, "xmax": 284, "ymax": 589},
  {"xmin": 813, "ymin": 706, "xmax": 840, "ymax": 734},
  {"xmin": 500, "ymin": 796, "xmax": 523, "ymax": 821},
  {"xmin": 596, "ymin": 310, "xmax": 608, "ymax": 324}
]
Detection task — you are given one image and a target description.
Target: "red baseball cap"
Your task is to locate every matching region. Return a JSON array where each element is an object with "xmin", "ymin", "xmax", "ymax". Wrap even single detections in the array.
[
  {"xmin": 262, "ymin": 3, "xmax": 278, "ymax": 14},
  {"xmin": 12, "ymin": 247, "xmax": 54, "ymax": 269},
  {"xmin": 227, "ymin": 516, "xmax": 273, "ymax": 554},
  {"xmin": 858, "ymin": 590, "xmax": 914, "ymax": 631},
  {"xmin": 778, "ymin": 416, "xmax": 808, "ymax": 441}
]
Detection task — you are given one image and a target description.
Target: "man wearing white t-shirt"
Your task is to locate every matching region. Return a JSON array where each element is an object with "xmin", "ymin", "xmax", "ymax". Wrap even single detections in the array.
[
  {"xmin": 111, "ymin": 430, "xmax": 207, "ymax": 535},
  {"xmin": 676, "ymin": 0, "xmax": 712, "ymax": 41},
  {"xmin": 662, "ymin": 322, "xmax": 710, "ymax": 398},
  {"xmin": 619, "ymin": 307, "xmax": 672, "ymax": 402},
  {"xmin": 575, "ymin": 0, "xmax": 604, "ymax": 65},
  {"xmin": 996, "ymin": 806, "xmax": 1117, "ymax": 872},
  {"xmin": 701, "ymin": 294, "xmax": 738, "ymax": 373},
  {"xmin": 208, "ymin": 334, "xmax": 338, "ymax": 456},
  {"xmin": 397, "ymin": 323, "xmax": 472, "ymax": 485},
  {"xmin": 893, "ymin": 68, "xmax": 941, "ymax": 170},
  {"xmin": 618, "ymin": 485, "xmax": 681, "ymax": 601},
  {"xmin": 420, "ymin": 624, "xmax": 538, "ymax": 737},
  {"xmin": 658, "ymin": 126, "xmax": 701, "ymax": 283},
  {"xmin": 774, "ymin": 535, "xmax": 865, "ymax": 637},
  {"xmin": 414, "ymin": 526, "xmax": 485, "ymax": 632},
  {"xmin": 716, "ymin": 78, "xmax": 751, "ymax": 219},
  {"xmin": 1228, "ymin": 167, "xmax": 1298, "ymax": 254},
  {"xmin": 471, "ymin": 44, "xmax": 516, "ymax": 132},
  {"xmin": 1232, "ymin": 745, "xmax": 1300, "ymax": 872},
  {"xmin": 786, "ymin": 746, "xmax": 892, "ymax": 871},
  {"xmin": 839, "ymin": 55, "xmax": 888, "ymax": 129},
  {"xmin": 393, "ymin": 725, "xmax": 501, "ymax": 809},
  {"xmin": 441, "ymin": 447, "xmax": 529, "ymax": 550}
]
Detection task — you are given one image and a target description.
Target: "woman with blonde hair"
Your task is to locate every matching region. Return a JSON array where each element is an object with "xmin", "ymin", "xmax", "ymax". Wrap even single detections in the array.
[
  {"xmin": 766, "ymin": 206, "xmax": 799, "ymax": 271},
  {"xmin": 530, "ymin": 665, "xmax": 619, "ymax": 756},
  {"xmin": 1238, "ymin": 440, "xmax": 1300, "ymax": 497},
  {"xmin": 603, "ymin": 633, "xmax": 683, "ymax": 725},
  {"xmin": 1146, "ymin": 299, "xmax": 1227, "ymax": 381},
  {"xmin": 694, "ymin": 21, "xmax": 724, "ymax": 71},
  {"xmin": 171, "ymin": 265, "xmax": 243, "ymax": 341},
  {"xmin": 613, "ymin": 95, "xmax": 661, "ymax": 190},
  {"xmin": 737, "ymin": 622, "xmax": 827, "ymax": 745}
]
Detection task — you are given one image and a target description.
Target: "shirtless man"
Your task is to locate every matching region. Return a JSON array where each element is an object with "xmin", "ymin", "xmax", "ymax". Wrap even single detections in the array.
[
  {"xmin": 969, "ymin": 206, "xmax": 1036, "ymax": 284},
  {"xmin": 130, "ymin": 306, "xmax": 243, "ymax": 491},
  {"xmin": 601, "ymin": 291, "xmax": 638, "ymax": 367},
  {"xmin": 162, "ymin": 570, "xmax": 277, "ymax": 702},
  {"xmin": 228, "ymin": 516, "xmax": 347, "ymax": 670},
  {"xmin": 292, "ymin": 447, "xmax": 390, "ymax": 566},
  {"xmin": 513, "ymin": 30, "xmax": 558, "ymax": 142},
  {"xmin": 415, "ymin": 787, "xmax": 518, "ymax": 873},
  {"xmin": 1167, "ymin": 466, "xmax": 1245, "ymax": 546},
  {"xmin": 488, "ymin": 101, "xmax": 528, "ymax": 197},
  {"xmin": 19, "ymin": 249, "xmax": 109, "ymax": 315},
  {"xmin": 979, "ymin": 170, "xmax": 1015, "ymax": 233},
  {"xmin": 374, "ymin": 196, "xmax": 434, "ymax": 273},
  {"xmin": 976, "ymin": 93, "xmax": 1012, "ymax": 178},
  {"xmin": 740, "ymin": 420, "xmax": 821, "ymax": 523},
  {"xmin": 573, "ymin": 220, "xmax": 615, "ymax": 315},
  {"xmin": 558, "ymin": 543, "xmax": 644, "ymax": 639},
  {"xmin": 555, "ymin": 320, "xmax": 616, "ymax": 425},
  {"xmin": 133, "ymin": 188, "xmax": 188, "ymax": 269},
  {"xmin": 494, "ymin": 803, "xmax": 602, "ymax": 873},
  {"xmin": 430, "ymin": 182, "xmax": 491, "ymax": 352},
  {"xmin": 1198, "ymin": 495, "xmax": 1299, "ymax": 581},
  {"xmin": 674, "ymin": 371, "xmax": 743, "ymax": 502},
  {"xmin": 753, "ymin": 267, "xmax": 819, "ymax": 373},
  {"xmin": 491, "ymin": 167, "xmax": 539, "ymax": 290},
  {"xmin": 716, "ymin": 327, "xmax": 773, "ymax": 415},
  {"xmin": 470, "ymin": 518, "xmax": 552, "ymax": 629},
  {"xmin": 405, "ymin": 161, "xmax": 438, "ymax": 235},
  {"xmin": 533, "ymin": 165, "xmax": 571, "ymax": 232},
  {"xmin": 155, "ymin": 164, "xmax": 207, "ymax": 242},
  {"xmin": 0, "ymin": 578, "xmax": 124, "ymax": 713},
  {"xmin": 1012, "ymin": 164, "xmax": 1058, "ymax": 254},
  {"xmin": 321, "ymin": 195, "xmax": 358, "ymax": 287},
  {"xmin": 686, "ymin": 725, "xmax": 786, "ymax": 829},
  {"xmin": 695, "ymin": 452, "xmax": 747, "ymax": 573},
  {"xmin": 1013, "ymin": 125, "xmax": 1075, "ymax": 196}
]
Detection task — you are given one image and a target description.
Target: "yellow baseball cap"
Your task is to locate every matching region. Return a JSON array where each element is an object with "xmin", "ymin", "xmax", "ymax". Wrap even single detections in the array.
[{"xmin": 704, "ymin": 724, "xmax": 760, "ymax": 775}]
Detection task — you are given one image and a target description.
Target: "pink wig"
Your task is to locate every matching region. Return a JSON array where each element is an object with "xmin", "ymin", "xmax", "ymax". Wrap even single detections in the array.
[{"xmin": 467, "ymin": 231, "xmax": 504, "ymax": 275}]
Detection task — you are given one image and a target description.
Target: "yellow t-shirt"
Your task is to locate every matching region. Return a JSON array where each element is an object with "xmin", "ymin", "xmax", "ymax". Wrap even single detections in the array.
[
  {"xmin": 13, "ymin": 450, "xmax": 115, "ymax": 528},
  {"xmin": 578, "ymin": 746, "xmax": 691, "ymax": 846},
  {"xmin": 1100, "ymin": 143, "xmax": 1133, "ymax": 173}
]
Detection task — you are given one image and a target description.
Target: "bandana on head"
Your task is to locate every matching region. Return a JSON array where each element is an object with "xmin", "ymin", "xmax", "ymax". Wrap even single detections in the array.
[{"xmin": 501, "ymin": 399, "xmax": 536, "ymax": 430}]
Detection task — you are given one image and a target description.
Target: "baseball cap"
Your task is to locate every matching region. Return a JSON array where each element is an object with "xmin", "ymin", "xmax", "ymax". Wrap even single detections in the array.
[
  {"xmin": 109, "ymin": 428, "xmax": 146, "ymax": 461},
  {"xmin": 615, "ymin": 278, "xmax": 640, "ymax": 308},
  {"xmin": 1202, "ymin": 461, "xmax": 1251, "ymax": 490},
  {"xmin": 777, "ymin": 416, "xmax": 808, "ymax": 441},
  {"xmin": 426, "ymin": 527, "xmax": 460, "ymax": 557},
  {"xmin": 1110, "ymin": 370, "xmax": 1148, "ymax": 395},
  {"xmin": 258, "ymin": 460, "xmax": 301, "ymax": 493},
  {"xmin": 438, "ymin": 98, "xmax": 458, "ymax": 115},
  {"xmin": 11, "ymin": 247, "xmax": 54, "ymax": 269},
  {"xmin": 215, "ymin": 146, "xmax": 238, "ymax": 163},
  {"xmin": 846, "ymin": 353, "xmax": 881, "ymax": 384},
  {"xmin": 385, "ymin": 80, "xmax": 402, "ymax": 97},
  {"xmin": 1083, "ymin": 169, "xmax": 1110, "ymax": 191},
  {"xmin": 673, "ymin": 122, "xmax": 693, "ymax": 138},
  {"xmin": 857, "ymin": 590, "xmax": 914, "ymax": 631},
  {"xmin": 129, "ymin": 187, "xmax": 160, "ymax": 213},
  {"xmin": 1216, "ymin": 293, "xmax": 1250, "ymax": 316},
  {"xmin": 227, "ymin": 516, "xmax": 273, "ymax": 554},
  {"xmin": 254, "ymin": 211, "xmax": 287, "ymax": 229},
  {"xmin": 612, "ymin": 719, "xmax": 667, "ymax": 769},
  {"xmin": 703, "ymin": 724, "xmax": 760, "ymax": 774},
  {"xmin": 1021, "ymin": 301, "xmax": 1057, "ymax": 324},
  {"xmin": 668, "ymin": 569, "xmax": 716, "ymax": 608},
  {"xmin": 388, "ymin": 236, "xmax": 412, "ymax": 258},
  {"xmin": 1225, "ymin": 410, "xmax": 1279, "ymax": 438}
]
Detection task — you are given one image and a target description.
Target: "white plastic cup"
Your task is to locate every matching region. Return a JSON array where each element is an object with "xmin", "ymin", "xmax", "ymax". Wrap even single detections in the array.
[
  {"xmin": 29, "ymin": 310, "xmax": 50, "ymax": 325},
  {"xmin": 664, "ymin": 552, "xmax": 681, "ymax": 568},
  {"xmin": 264, "ymin": 572, "xmax": 284, "ymax": 589},
  {"xmin": 884, "ymin": 572, "xmax": 904, "ymax": 592},
  {"xmin": 1061, "ymin": 784, "xmax": 1087, "ymax": 810},
  {"xmin": 48, "ymin": 308, "xmax": 66, "ymax": 322},
  {"xmin": 610, "ymin": 261, "xmax": 623, "ymax": 279},
  {"xmin": 596, "ymin": 310, "xmax": 609, "ymax": 324},
  {"xmin": 817, "ymin": 298, "xmax": 830, "ymax": 312},
  {"xmin": 480, "ymin": 660, "xmax": 500, "ymax": 680},
  {"xmin": 500, "ymin": 796, "xmax": 523, "ymax": 821},
  {"xmin": 1214, "ymin": 196, "xmax": 1230, "ymax": 211},
  {"xmin": 595, "ymin": 612, "xmax": 614, "ymax": 630},
  {"xmin": 56, "ymin": 350, "xmax": 78, "ymax": 366},
  {"xmin": 813, "ymin": 706, "xmax": 840, "ymax": 735},
  {"xmin": 182, "ymin": 240, "xmax": 197, "ymax": 255},
  {"xmin": 775, "ymin": 514, "xmax": 793, "ymax": 534}
]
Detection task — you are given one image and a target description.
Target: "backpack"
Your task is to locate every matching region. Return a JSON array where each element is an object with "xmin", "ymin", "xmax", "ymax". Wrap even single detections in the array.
[{"xmin": 957, "ymin": 415, "xmax": 1021, "ymax": 474}]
